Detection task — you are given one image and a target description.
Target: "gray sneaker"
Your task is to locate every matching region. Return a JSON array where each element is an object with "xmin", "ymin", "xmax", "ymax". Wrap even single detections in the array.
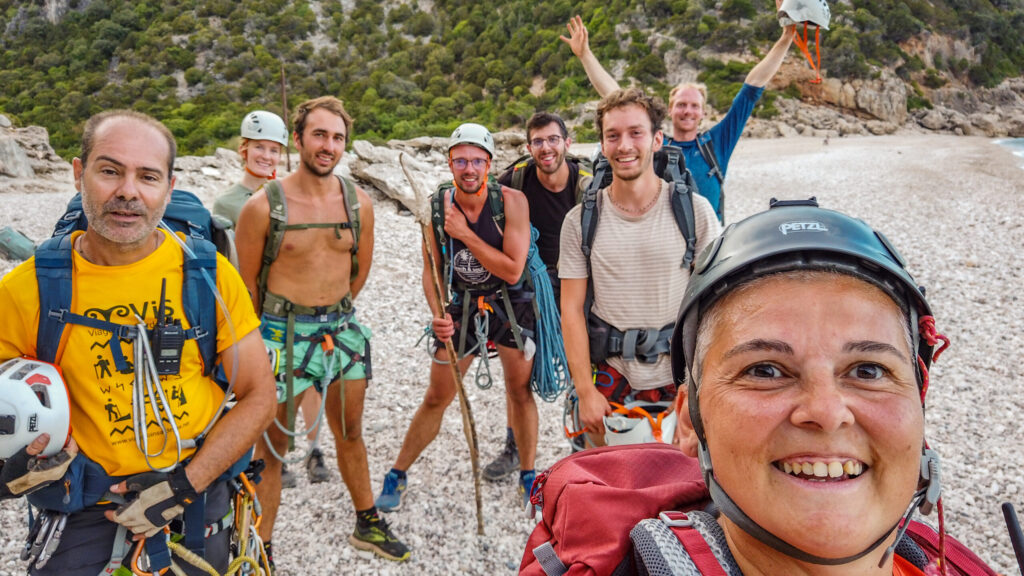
[
  {"xmin": 305, "ymin": 448, "xmax": 331, "ymax": 484},
  {"xmin": 483, "ymin": 436, "xmax": 519, "ymax": 482},
  {"xmin": 281, "ymin": 463, "xmax": 297, "ymax": 489}
]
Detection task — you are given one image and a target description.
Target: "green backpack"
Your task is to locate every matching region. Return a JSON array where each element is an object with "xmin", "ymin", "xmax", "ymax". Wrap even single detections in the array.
[{"xmin": 257, "ymin": 175, "xmax": 361, "ymax": 307}]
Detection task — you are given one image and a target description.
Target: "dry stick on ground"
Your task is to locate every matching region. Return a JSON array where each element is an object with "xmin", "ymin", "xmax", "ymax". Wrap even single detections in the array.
[{"xmin": 399, "ymin": 152, "xmax": 485, "ymax": 536}]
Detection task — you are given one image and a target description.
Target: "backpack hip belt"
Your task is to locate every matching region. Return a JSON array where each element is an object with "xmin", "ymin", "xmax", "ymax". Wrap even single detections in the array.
[
  {"xmin": 587, "ymin": 313, "xmax": 675, "ymax": 365},
  {"xmin": 26, "ymin": 451, "xmax": 250, "ymax": 573}
]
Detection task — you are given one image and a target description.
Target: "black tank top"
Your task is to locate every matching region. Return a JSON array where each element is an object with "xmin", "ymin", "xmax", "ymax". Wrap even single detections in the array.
[{"xmin": 448, "ymin": 193, "xmax": 503, "ymax": 290}]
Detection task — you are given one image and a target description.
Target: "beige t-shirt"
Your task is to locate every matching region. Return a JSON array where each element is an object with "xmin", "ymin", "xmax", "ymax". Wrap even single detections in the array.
[{"xmin": 559, "ymin": 180, "xmax": 721, "ymax": 389}]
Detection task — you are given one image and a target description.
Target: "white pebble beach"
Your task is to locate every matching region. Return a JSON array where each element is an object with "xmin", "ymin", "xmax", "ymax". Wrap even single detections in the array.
[{"xmin": 1, "ymin": 134, "xmax": 1022, "ymax": 574}]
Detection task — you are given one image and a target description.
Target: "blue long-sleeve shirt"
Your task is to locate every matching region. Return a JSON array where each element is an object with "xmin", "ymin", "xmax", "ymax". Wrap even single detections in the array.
[{"xmin": 664, "ymin": 83, "xmax": 764, "ymax": 221}]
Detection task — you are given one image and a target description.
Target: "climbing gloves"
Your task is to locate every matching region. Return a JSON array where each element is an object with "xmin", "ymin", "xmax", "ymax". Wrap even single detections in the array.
[
  {"xmin": 112, "ymin": 467, "xmax": 199, "ymax": 537},
  {"xmin": 0, "ymin": 444, "xmax": 76, "ymax": 500}
]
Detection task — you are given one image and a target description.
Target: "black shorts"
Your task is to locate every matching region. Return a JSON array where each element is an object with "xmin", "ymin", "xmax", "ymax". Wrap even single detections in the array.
[{"xmin": 435, "ymin": 294, "xmax": 536, "ymax": 357}]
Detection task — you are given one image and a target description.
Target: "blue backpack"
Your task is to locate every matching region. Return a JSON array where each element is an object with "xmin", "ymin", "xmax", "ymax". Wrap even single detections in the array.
[{"xmin": 34, "ymin": 189, "xmax": 222, "ymax": 375}]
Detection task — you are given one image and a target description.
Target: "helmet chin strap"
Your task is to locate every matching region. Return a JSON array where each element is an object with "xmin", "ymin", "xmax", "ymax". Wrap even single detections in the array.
[{"xmin": 696, "ymin": 440, "xmax": 942, "ymax": 566}]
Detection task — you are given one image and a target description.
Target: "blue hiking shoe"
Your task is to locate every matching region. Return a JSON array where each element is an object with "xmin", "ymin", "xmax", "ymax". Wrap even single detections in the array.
[
  {"xmin": 375, "ymin": 471, "xmax": 407, "ymax": 512},
  {"xmin": 520, "ymin": 471, "xmax": 539, "ymax": 514}
]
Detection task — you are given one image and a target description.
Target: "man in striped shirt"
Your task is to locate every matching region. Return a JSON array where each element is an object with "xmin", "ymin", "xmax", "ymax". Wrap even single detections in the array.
[{"xmin": 558, "ymin": 89, "xmax": 721, "ymax": 448}]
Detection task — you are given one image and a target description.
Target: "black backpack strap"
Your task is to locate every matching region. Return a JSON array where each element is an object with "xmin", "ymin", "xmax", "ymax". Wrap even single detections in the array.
[
  {"xmin": 579, "ymin": 156, "xmax": 609, "ymax": 326},
  {"xmin": 695, "ymin": 132, "xmax": 725, "ymax": 223},
  {"xmin": 695, "ymin": 132, "xmax": 723, "ymax": 184},
  {"xmin": 662, "ymin": 148, "xmax": 698, "ymax": 270}
]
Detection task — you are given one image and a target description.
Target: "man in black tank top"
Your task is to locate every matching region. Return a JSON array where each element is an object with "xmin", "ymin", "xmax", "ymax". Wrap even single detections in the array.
[
  {"xmin": 486, "ymin": 113, "xmax": 591, "ymax": 481},
  {"xmin": 376, "ymin": 123, "xmax": 543, "ymax": 513}
]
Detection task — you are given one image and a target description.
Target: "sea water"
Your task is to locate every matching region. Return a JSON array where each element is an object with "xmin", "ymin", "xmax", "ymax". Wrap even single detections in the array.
[{"xmin": 995, "ymin": 138, "xmax": 1024, "ymax": 169}]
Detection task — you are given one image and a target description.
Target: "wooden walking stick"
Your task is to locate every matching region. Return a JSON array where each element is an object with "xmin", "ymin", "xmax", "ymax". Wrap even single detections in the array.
[{"xmin": 399, "ymin": 153, "xmax": 484, "ymax": 535}]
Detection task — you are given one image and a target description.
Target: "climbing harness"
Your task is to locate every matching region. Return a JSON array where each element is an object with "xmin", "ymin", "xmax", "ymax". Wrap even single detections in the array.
[
  {"xmin": 430, "ymin": 182, "xmax": 569, "ymax": 402},
  {"xmin": 260, "ymin": 296, "xmax": 370, "ymax": 463}
]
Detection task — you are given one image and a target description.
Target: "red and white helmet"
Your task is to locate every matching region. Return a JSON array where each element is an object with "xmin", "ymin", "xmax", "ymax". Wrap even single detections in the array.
[
  {"xmin": 778, "ymin": 0, "xmax": 831, "ymax": 30},
  {"xmin": 0, "ymin": 357, "xmax": 71, "ymax": 458},
  {"xmin": 603, "ymin": 400, "xmax": 677, "ymax": 446}
]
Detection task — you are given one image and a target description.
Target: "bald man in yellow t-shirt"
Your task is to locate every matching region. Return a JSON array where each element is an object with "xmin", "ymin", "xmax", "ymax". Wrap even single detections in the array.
[{"xmin": 0, "ymin": 110, "xmax": 275, "ymax": 576}]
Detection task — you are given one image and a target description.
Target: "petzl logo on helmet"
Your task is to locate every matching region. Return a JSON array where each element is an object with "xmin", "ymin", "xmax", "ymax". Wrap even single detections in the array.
[
  {"xmin": 779, "ymin": 221, "xmax": 828, "ymax": 235},
  {"xmin": 29, "ymin": 413, "xmax": 38, "ymax": 432}
]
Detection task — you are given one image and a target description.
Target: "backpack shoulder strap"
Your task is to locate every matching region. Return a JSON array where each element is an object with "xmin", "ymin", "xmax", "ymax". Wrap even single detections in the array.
[
  {"xmin": 487, "ymin": 180, "xmax": 506, "ymax": 233},
  {"xmin": 34, "ymin": 234, "xmax": 76, "ymax": 364},
  {"xmin": 509, "ymin": 156, "xmax": 533, "ymax": 192},
  {"xmin": 338, "ymin": 175, "xmax": 361, "ymax": 279},
  {"xmin": 663, "ymin": 147, "xmax": 698, "ymax": 271},
  {"xmin": 258, "ymin": 180, "xmax": 288, "ymax": 307},
  {"xmin": 695, "ymin": 131, "xmax": 724, "ymax": 185},
  {"xmin": 580, "ymin": 155, "xmax": 610, "ymax": 270},
  {"xmin": 180, "ymin": 235, "xmax": 219, "ymax": 376}
]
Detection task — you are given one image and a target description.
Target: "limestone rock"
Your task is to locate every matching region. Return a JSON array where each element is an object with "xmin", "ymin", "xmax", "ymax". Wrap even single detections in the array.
[
  {"xmin": 853, "ymin": 73, "xmax": 908, "ymax": 125},
  {"xmin": 0, "ymin": 115, "xmax": 11, "ymax": 129},
  {"xmin": 865, "ymin": 121, "xmax": 898, "ymax": 135},
  {"xmin": 969, "ymin": 113, "xmax": 1000, "ymax": 136},
  {"xmin": 1007, "ymin": 115, "xmax": 1024, "ymax": 138},
  {"xmin": 0, "ymin": 136, "xmax": 34, "ymax": 178},
  {"xmin": 918, "ymin": 109, "xmax": 948, "ymax": 131}
]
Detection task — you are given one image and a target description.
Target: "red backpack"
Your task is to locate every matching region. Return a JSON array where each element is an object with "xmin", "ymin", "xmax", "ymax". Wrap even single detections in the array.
[{"xmin": 519, "ymin": 444, "xmax": 709, "ymax": 576}]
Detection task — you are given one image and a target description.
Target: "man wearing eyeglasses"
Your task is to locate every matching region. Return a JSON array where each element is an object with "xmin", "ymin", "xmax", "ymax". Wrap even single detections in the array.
[
  {"xmin": 477, "ymin": 113, "xmax": 592, "ymax": 483},
  {"xmin": 375, "ymin": 123, "xmax": 541, "ymax": 512}
]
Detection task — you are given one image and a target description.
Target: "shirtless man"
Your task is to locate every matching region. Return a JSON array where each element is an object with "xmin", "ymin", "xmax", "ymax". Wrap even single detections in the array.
[{"xmin": 235, "ymin": 97, "xmax": 408, "ymax": 565}]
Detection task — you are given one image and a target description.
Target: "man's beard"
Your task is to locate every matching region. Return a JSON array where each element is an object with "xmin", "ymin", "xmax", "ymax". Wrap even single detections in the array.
[{"xmin": 80, "ymin": 183, "xmax": 167, "ymax": 246}]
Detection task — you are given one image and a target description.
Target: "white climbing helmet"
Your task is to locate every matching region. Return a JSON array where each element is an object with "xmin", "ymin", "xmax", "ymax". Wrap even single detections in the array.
[
  {"xmin": 448, "ymin": 123, "xmax": 495, "ymax": 158},
  {"xmin": 603, "ymin": 401, "xmax": 677, "ymax": 446},
  {"xmin": 240, "ymin": 110, "xmax": 289, "ymax": 146},
  {"xmin": 0, "ymin": 357, "xmax": 72, "ymax": 459},
  {"xmin": 778, "ymin": 0, "xmax": 831, "ymax": 30}
]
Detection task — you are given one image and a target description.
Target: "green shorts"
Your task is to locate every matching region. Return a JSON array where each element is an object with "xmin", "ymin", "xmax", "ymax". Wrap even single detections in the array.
[{"xmin": 261, "ymin": 310, "xmax": 372, "ymax": 403}]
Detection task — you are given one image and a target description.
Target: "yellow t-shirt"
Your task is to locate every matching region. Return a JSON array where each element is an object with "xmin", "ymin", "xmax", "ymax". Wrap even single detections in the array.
[{"xmin": 0, "ymin": 229, "xmax": 261, "ymax": 476}]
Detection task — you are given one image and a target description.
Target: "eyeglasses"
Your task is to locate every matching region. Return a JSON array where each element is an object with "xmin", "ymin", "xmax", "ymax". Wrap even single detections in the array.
[
  {"xmin": 451, "ymin": 158, "xmax": 488, "ymax": 170},
  {"xmin": 529, "ymin": 135, "xmax": 564, "ymax": 149}
]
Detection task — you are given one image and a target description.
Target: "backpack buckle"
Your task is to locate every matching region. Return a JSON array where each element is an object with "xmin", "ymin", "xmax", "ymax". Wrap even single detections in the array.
[{"xmin": 658, "ymin": 511, "xmax": 693, "ymax": 528}]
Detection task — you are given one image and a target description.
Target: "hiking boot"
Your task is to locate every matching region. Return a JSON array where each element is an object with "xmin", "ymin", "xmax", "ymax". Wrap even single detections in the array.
[
  {"xmin": 262, "ymin": 541, "xmax": 276, "ymax": 575},
  {"xmin": 374, "ymin": 471, "xmax": 407, "ymax": 512},
  {"xmin": 349, "ymin": 515, "xmax": 411, "ymax": 562},
  {"xmin": 280, "ymin": 464, "xmax": 297, "ymax": 489},
  {"xmin": 520, "ymin": 470, "xmax": 540, "ymax": 513},
  {"xmin": 483, "ymin": 436, "xmax": 519, "ymax": 482},
  {"xmin": 304, "ymin": 448, "xmax": 331, "ymax": 484}
]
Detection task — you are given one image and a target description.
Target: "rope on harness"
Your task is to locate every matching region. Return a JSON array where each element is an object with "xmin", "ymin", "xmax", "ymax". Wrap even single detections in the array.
[
  {"xmin": 262, "ymin": 343, "xmax": 335, "ymax": 464},
  {"xmin": 526, "ymin": 230, "xmax": 570, "ymax": 402}
]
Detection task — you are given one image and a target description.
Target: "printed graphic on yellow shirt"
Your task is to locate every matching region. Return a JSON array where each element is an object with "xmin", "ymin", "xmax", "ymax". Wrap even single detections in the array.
[
  {"xmin": 0, "ymin": 229, "xmax": 261, "ymax": 477},
  {"xmin": 54, "ymin": 235, "xmax": 225, "ymax": 477}
]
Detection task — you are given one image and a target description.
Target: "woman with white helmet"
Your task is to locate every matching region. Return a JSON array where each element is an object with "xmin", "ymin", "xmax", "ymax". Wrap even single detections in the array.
[{"xmin": 212, "ymin": 110, "xmax": 289, "ymax": 226}]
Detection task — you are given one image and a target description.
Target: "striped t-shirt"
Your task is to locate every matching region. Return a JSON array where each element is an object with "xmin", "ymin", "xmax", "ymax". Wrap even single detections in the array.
[{"xmin": 559, "ymin": 180, "xmax": 721, "ymax": 389}]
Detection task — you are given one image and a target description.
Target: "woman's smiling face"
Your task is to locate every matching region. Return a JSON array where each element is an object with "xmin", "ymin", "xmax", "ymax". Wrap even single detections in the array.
[{"xmin": 678, "ymin": 272, "xmax": 924, "ymax": 563}]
